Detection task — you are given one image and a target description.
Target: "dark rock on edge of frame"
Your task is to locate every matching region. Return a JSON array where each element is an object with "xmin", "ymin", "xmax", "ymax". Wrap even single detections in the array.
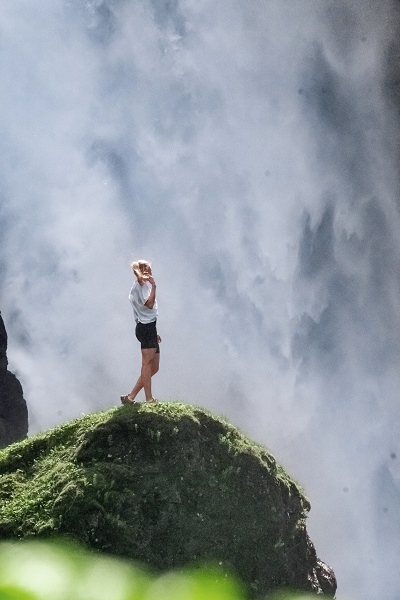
[{"xmin": 0, "ymin": 312, "xmax": 28, "ymax": 448}]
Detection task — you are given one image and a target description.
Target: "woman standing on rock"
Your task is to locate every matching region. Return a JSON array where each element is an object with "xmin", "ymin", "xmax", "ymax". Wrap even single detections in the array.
[{"xmin": 121, "ymin": 260, "xmax": 161, "ymax": 404}]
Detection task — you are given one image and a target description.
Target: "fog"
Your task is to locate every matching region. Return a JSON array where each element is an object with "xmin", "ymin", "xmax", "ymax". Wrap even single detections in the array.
[{"xmin": 1, "ymin": 1, "xmax": 400, "ymax": 599}]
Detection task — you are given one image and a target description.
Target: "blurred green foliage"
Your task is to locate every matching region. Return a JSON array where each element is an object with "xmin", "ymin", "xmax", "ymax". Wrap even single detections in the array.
[
  {"xmin": 0, "ymin": 540, "xmax": 318, "ymax": 600},
  {"xmin": 0, "ymin": 539, "xmax": 242, "ymax": 600}
]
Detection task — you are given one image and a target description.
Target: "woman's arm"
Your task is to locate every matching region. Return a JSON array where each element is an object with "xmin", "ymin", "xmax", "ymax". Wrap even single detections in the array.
[{"xmin": 144, "ymin": 277, "xmax": 157, "ymax": 309}]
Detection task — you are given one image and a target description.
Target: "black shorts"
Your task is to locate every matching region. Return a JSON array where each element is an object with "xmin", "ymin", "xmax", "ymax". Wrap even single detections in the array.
[{"xmin": 135, "ymin": 320, "xmax": 160, "ymax": 353}]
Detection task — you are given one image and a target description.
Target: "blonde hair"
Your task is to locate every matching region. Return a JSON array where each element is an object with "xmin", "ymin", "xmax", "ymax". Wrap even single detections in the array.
[{"xmin": 131, "ymin": 260, "xmax": 151, "ymax": 283}]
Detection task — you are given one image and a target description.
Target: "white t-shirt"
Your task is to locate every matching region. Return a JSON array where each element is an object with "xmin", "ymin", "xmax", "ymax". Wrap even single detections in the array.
[{"xmin": 129, "ymin": 280, "xmax": 158, "ymax": 324}]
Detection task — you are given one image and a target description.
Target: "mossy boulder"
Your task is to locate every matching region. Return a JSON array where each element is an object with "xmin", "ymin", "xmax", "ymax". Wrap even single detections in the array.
[{"xmin": 0, "ymin": 403, "xmax": 336, "ymax": 598}]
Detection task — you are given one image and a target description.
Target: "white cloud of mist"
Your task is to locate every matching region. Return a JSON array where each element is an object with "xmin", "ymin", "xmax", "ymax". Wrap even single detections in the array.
[{"xmin": 1, "ymin": 1, "xmax": 400, "ymax": 598}]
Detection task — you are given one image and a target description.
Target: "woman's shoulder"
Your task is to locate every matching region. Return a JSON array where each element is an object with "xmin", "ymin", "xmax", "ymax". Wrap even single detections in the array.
[
  {"xmin": 129, "ymin": 280, "xmax": 139, "ymax": 295},
  {"xmin": 129, "ymin": 280, "xmax": 147, "ymax": 296}
]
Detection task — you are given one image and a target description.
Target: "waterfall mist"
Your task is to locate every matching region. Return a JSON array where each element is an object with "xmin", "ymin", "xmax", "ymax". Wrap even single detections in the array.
[{"xmin": 1, "ymin": 1, "xmax": 400, "ymax": 598}]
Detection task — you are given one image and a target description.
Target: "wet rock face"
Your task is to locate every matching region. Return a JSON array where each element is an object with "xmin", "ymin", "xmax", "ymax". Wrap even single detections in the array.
[
  {"xmin": 0, "ymin": 312, "xmax": 28, "ymax": 448},
  {"xmin": 0, "ymin": 315, "xmax": 7, "ymax": 372}
]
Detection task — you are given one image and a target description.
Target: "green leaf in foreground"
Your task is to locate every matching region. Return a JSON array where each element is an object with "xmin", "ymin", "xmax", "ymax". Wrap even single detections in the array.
[
  {"xmin": 142, "ymin": 566, "xmax": 245, "ymax": 600},
  {"xmin": 0, "ymin": 540, "xmax": 150, "ymax": 600}
]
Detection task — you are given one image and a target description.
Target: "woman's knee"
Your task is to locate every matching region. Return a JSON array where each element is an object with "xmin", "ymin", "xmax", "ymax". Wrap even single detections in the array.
[{"xmin": 141, "ymin": 348, "xmax": 156, "ymax": 365}]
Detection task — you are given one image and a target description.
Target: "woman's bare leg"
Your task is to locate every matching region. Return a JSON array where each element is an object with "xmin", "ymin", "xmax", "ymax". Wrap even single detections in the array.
[
  {"xmin": 128, "ymin": 349, "xmax": 159, "ymax": 401},
  {"xmin": 141, "ymin": 348, "xmax": 156, "ymax": 400}
]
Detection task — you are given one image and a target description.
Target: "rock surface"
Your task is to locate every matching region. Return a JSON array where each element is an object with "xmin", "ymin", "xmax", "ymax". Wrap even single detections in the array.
[
  {"xmin": 0, "ymin": 403, "xmax": 336, "ymax": 598},
  {"xmin": 0, "ymin": 312, "xmax": 28, "ymax": 448}
]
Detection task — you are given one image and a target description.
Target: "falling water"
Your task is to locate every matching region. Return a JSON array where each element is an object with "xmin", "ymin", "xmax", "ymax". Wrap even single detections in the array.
[{"xmin": 0, "ymin": 1, "xmax": 399, "ymax": 598}]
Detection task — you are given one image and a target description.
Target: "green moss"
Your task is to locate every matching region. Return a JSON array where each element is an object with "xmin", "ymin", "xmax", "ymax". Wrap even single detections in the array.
[{"xmin": 0, "ymin": 402, "xmax": 324, "ymax": 598}]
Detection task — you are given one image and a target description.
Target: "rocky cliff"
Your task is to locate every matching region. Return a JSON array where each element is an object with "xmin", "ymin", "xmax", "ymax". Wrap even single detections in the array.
[
  {"xmin": 0, "ymin": 312, "xmax": 28, "ymax": 448},
  {"xmin": 0, "ymin": 403, "xmax": 336, "ymax": 598}
]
